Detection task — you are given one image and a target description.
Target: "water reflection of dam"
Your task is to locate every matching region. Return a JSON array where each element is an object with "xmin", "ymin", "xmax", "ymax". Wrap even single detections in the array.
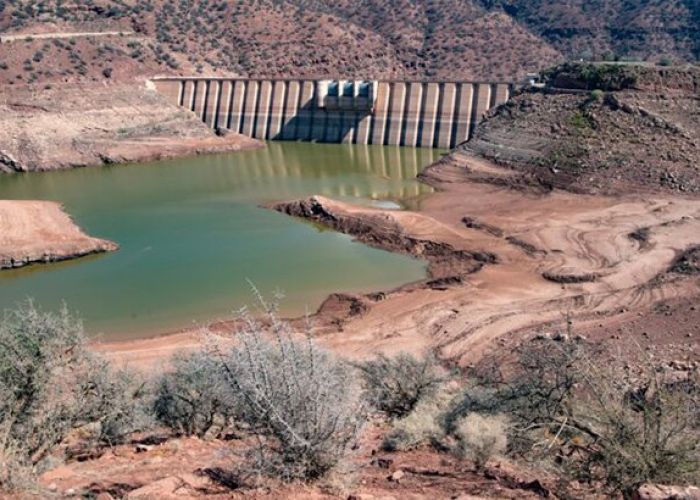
[
  {"xmin": 152, "ymin": 78, "xmax": 514, "ymax": 149},
  {"xmin": 203, "ymin": 142, "xmax": 436, "ymax": 201}
]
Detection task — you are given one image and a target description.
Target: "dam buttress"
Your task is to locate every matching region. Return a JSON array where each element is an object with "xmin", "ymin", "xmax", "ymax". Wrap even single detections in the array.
[{"xmin": 152, "ymin": 78, "xmax": 515, "ymax": 149}]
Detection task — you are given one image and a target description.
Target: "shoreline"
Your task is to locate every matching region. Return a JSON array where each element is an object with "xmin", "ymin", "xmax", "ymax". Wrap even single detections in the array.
[{"xmin": 99, "ymin": 150, "xmax": 700, "ymax": 369}]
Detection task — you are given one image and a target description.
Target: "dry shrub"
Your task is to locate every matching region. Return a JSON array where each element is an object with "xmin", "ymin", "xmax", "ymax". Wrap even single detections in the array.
[
  {"xmin": 454, "ymin": 413, "xmax": 509, "ymax": 468},
  {"xmin": 566, "ymin": 356, "xmax": 699, "ymax": 494},
  {"xmin": 208, "ymin": 295, "xmax": 365, "ymax": 482},
  {"xmin": 153, "ymin": 351, "xmax": 235, "ymax": 438},
  {"xmin": 382, "ymin": 386, "xmax": 455, "ymax": 452},
  {"xmin": 0, "ymin": 301, "xmax": 147, "ymax": 491},
  {"xmin": 451, "ymin": 338, "xmax": 700, "ymax": 495},
  {"xmin": 357, "ymin": 352, "xmax": 445, "ymax": 419}
]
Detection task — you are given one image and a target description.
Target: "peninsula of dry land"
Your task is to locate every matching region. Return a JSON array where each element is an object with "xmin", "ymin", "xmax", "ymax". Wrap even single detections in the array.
[{"xmin": 0, "ymin": 200, "xmax": 118, "ymax": 269}]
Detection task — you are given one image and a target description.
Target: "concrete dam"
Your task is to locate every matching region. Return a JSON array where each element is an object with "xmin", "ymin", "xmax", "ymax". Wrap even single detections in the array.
[{"xmin": 152, "ymin": 78, "xmax": 515, "ymax": 149}]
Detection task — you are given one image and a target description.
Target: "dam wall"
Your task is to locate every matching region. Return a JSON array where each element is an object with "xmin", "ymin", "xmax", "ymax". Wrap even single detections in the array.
[{"xmin": 152, "ymin": 78, "xmax": 515, "ymax": 149}]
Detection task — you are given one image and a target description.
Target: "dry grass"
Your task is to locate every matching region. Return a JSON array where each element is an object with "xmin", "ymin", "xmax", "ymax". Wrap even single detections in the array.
[{"xmin": 454, "ymin": 413, "xmax": 509, "ymax": 468}]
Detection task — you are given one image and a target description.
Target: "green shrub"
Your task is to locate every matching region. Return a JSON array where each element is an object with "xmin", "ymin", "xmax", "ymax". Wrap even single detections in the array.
[
  {"xmin": 590, "ymin": 89, "xmax": 604, "ymax": 101},
  {"xmin": 570, "ymin": 110, "xmax": 594, "ymax": 130}
]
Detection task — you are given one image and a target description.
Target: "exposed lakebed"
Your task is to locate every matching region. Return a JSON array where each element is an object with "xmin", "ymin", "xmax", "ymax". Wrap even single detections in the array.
[{"xmin": 0, "ymin": 143, "xmax": 441, "ymax": 340}]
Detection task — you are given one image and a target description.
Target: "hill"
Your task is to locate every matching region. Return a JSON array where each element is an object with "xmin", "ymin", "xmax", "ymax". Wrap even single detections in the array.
[
  {"xmin": 0, "ymin": 0, "xmax": 697, "ymax": 87},
  {"xmin": 463, "ymin": 63, "xmax": 700, "ymax": 196},
  {"xmin": 476, "ymin": 0, "xmax": 700, "ymax": 62}
]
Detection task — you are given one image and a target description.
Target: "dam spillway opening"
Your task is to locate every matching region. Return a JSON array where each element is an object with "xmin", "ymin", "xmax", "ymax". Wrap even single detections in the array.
[{"xmin": 152, "ymin": 78, "xmax": 515, "ymax": 149}]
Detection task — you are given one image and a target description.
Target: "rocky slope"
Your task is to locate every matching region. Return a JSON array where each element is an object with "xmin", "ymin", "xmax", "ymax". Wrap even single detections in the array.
[
  {"xmin": 463, "ymin": 63, "xmax": 700, "ymax": 196},
  {"xmin": 475, "ymin": 0, "xmax": 700, "ymax": 62},
  {"xmin": 0, "ymin": 83, "xmax": 260, "ymax": 173},
  {"xmin": 0, "ymin": 200, "xmax": 117, "ymax": 269},
  {"xmin": 1, "ymin": 0, "xmax": 698, "ymax": 88}
]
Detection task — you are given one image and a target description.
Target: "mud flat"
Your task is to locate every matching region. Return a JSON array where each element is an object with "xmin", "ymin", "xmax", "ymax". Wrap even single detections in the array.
[
  {"xmin": 101, "ymin": 149, "xmax": 700, "ymax": 369},
  {"xmin": 0, "ymin": 200, "xmax": 117, "ymax": 269}
]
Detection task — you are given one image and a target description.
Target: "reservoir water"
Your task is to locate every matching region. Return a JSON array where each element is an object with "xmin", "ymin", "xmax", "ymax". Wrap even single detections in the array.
[{"xmin": 0, "ymin": 143, "xmax": 441, "ymax": 340}]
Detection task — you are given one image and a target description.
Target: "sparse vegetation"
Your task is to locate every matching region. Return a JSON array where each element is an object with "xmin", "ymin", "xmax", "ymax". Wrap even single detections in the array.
[
  {"xmin": 208, "ymin": 299, "xmax": 365, "ymax": 481},
  {"xmin": 357, "ymin": 352, "xmax": 445, "ymax": 419},
  {"xmin": 381, "ymin": 386, "xmax": 455, "ymax": 452},
  {"xmin": 0, "ymin": 292, "xmax": 698, "ymax": 497},
  {"xmin": 450, "ymin": 338, "xmax": 700, "ymax": 496},
  {"xmin": 544, "ymin": 62, "xmax": 639, "ymax": 91},
  {"xmin": 0, "ymin": 301, "xmax": 146, "ymax": 491},
  {"xmin": 153, "ymin": 351, "xmax": 234, "ymax": 438},
  {"xmin": 570, "ymin": 110, "xmax": 595, "ymax": 130},
  {"xmin": 454, "ymin": 413, "xmax": 508, "ymax": 469}
]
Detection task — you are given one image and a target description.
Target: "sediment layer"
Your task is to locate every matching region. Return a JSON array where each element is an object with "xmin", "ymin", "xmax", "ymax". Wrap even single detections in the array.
[{"xmin": 0, "ymin": 83, "xmax": 262, "ymax": 173}]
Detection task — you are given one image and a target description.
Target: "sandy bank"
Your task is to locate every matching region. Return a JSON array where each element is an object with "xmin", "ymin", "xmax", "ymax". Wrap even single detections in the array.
[
  {"xmin": 100, "ymin": 150, "xmax": 700, "ymax": 370},
  {"xmin": 0, "ymin": 200, "xmax": 117, "ymax": 270}
]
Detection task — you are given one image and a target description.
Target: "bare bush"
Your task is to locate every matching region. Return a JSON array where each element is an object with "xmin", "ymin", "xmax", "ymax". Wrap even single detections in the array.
[
  {"xmin": 382, "ymin": 387, "xmax": 455, "ymax": 452},
  {"xmin": 443, "ymin": 337, "xmax": 583, "ymax": 453},
  {"xmin": 565, "ymin": 356, "xmax": 699, "ymax": 494},
  {"xmin": 454, "ymin": 413, "xmax": 509, "ymax": 469},
  {"xmin": 0, "ymin": 301, "xmax": 147, "ymax": 491},
  {"xmin": 208, "ymin": 296, "xmax": 365, "ymax": 481},
  {"xmin": 153, "ymin": 351, "xmax": 234, "ymax": 438},
  {"xmin": 76, "ymin": 363, "xmax": 151, "ymax": 447},
  {"xmin": 357, "ymin": 352, "xmax": 445, "ymax": 419},
  {"xmin": 449, "ymin": 338, "xmax": 700, "ymax": 495}
]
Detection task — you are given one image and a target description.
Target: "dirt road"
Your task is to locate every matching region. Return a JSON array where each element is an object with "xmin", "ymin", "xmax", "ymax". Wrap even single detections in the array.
[{"xmin": 0, "ymin": 31, "xmax": 135, "ymax": 43}]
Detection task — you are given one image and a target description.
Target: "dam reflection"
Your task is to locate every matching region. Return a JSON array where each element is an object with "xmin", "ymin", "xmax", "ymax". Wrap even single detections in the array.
[{"xmin": 202, "ymin": 142, "xmax": 438, "ymax": 203}]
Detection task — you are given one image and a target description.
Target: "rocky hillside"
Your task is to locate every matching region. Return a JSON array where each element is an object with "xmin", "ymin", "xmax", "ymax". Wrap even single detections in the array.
[
  {"xmin": 0, "ymin": 83, "xmax": 260, "ymax": 172},
  {"xmin": 476, "ymin": 0, "xmax": 700, "ymax": 62},
  {"xmin": 462, "ymin": 63, "xmax": 700, "ymax": 196},
  {"xmin": 0, "ymin": 0, "xmax": 698, "ymax": 87}
]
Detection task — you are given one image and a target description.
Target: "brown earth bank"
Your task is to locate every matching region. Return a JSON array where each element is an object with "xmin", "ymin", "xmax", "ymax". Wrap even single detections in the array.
[
  {"xmin": 36, "ymin": 419, "xmax": 560, "ymax": 499},
  {"xmin": 464, "ymin": 63, "xmax": 700, "ymax": 196},
  {"xmin": 0, "ymin": 82, "xmax": 262, "ymax": 173},
  {"xmin": 0, "ymin": 200, "xmax": 117, "ymax": 270}
]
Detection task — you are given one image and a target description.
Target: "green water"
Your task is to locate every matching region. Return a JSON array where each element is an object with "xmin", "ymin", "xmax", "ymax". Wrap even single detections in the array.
[{"xmin": 0, "ymin": 142, "xmax": 441, "ymax": 340}]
